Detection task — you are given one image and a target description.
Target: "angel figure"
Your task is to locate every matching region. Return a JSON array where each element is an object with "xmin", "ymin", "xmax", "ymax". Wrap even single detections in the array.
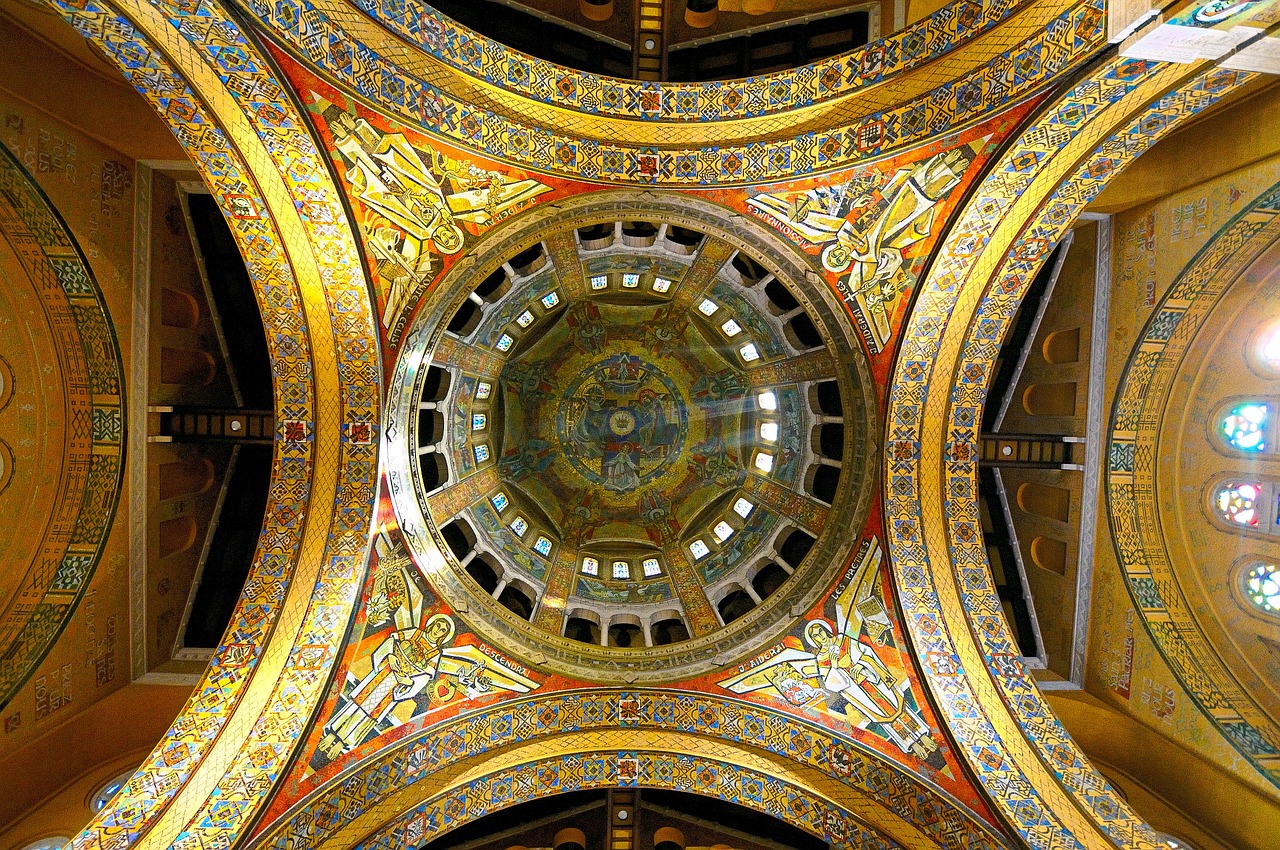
[
  {"xmin": 318, "ymin": 551, "xmax": 537, "ymax": 760},
  {"xmin": 720, "ymin": 539, "xmax": 940, "ymax": 763},
  {"xmin": 820, "ymin": 147, "xmax": 975, "ymax": 352}
]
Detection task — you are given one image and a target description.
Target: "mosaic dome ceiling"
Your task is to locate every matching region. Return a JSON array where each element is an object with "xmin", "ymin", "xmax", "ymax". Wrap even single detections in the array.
[{"xmin": 388, "ymin": 193, "xmax": 875, "ymax": 681}]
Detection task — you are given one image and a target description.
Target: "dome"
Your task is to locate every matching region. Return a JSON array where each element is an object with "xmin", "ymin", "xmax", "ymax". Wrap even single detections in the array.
[{"xmin": 387, "ymin": 192, "xmax": 875, "ymax": 682}]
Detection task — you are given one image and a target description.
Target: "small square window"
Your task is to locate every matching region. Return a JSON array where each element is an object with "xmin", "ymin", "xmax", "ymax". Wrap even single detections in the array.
[
  {"xmin": 714, "ymin": 521, "xmax": 735, "ymax": 542},
  {"xmin": 757, "ymin": 390, "xmax": 777, "ymax": 411},
  {"xmin": 759, "ymin": 421, "xmax": 778, "ymax": 442},
  {"xmin": 474, "ymin": 444, "xmax": 491, "ymax": 462},
  {"xmin": 541, "ymin": 291, "xmax": 560, "ymax": 309},
  {"xmin": 754, "ymin": 451, "xmax": 774, "ymax": 473},
  {"xmin": 622, "ymin": 273, "xmax": 640, "ymax": 288},
  {"xmin": 698, "ymin": 299, "xmax": 718, "ymax": 316},
  {"xmin": 533, "ymin": 536, "xmax": 552, "ymax": 556},
  {"xmin": 510, "ymin": 516, "xmax": 528, "ymax": 537},
  {"xmin": 581, "ymin": 556, "xmax": 599, "ymax": 576},
  {"xmin": 612, "ymin": 560, "xmax": 630, "ymax": 579},
  {"xmin": 516, "ymin": 310, "xmax": 535, "ymax": 327},
  {"xmin": 721, "ymin": 319, "xmax": 742, "ymax": 337},
  {"xmin": 472, "ymin": 414, "xmax": 487, "ymax": 431},
  {"xmin": 496, "ymin": 333, "xmax": 514, "ymax": 352},
  {"xmin": 740, "ymin": 343, "xmax": 760, "ymax": 362},
  {"xmin": 491, "ymin": 492, "xmax": 509, "ymax": 512},
  {"xmin": 476, "ymin": 382, "xmax": 492, "ymax": 400},
  {"xmin": 690, "ymin": 539, "xmax": 710, "ymax": 560},
  {"xmin": 652, "ymin": 277, "xmax": 672, "ymax": 293},
  {"xmin": 642, "ymin": 558, "xmax": 661, "ymax": 577},
  {"xmin": 733, "ymin": 498, "xmax": 754, "ymax": 518},
  {"xmin": 590, "ymin": 274, "xmax": 609, "ymax": 290}
]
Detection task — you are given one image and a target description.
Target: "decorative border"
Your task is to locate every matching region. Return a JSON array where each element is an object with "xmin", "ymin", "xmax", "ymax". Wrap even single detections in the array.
[
  {"xmin": 43, "ymin": 1, "xmax": 380, "ymax": 849},
  {"xmin": 885, "ymin": 54, "xmax": 1254, "ymax": 850},
  {"xmin": 1106, "ymin": 180, "xmax": 1280, "ymax": 784},
  {"xmin": 0, "ymin": 140, "xmax": 126, "ymax": 709},
  {"xmin": 253, "ymin": 690, "xmax": 1011, "ymax": 850},
  {"xmin": 246, "ymin": 0, "xmax": 1107, "ymax": 185},
  {"xmin": 326, "ymin": 0, "xmax": 1026, "ymax": 122}
]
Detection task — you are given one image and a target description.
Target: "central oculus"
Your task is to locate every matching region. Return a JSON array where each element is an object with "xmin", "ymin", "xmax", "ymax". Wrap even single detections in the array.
[{"xmin": 556, "ymin": 353, "xmax": 689, "ymax": 492}]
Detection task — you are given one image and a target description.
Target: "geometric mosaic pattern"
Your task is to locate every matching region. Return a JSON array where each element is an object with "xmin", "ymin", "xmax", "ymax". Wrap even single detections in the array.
[
  {"xmin": 1107, "ymin": 180, "xmax": 1280, "ymax": 787},
  {"xmin": 346, "ymin": 0, "xmax": 1029, "ymax": 122},
  {"xmin": 255, "ymin": 690, "xmax": 1009, "ymax": 850},
  {"xmin": 42, "ymin": 3, "xmax": 379, "ymax": 850},
  {"xmin": 0, "ymin": 140, "xmax": 126, "ymax": 711},
  {"xmin": 885, "ymin": 52, "xmax": 1256, "ymax": 850},
  {"xmin": 245, "ymin": 0, "xmax": 1107, "ymax": 185}
]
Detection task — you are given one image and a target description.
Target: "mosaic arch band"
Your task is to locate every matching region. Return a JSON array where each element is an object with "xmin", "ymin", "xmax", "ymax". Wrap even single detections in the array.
[{"xmin": 30, "ymin": 0, "xmax": 1280, "ymax": 849}]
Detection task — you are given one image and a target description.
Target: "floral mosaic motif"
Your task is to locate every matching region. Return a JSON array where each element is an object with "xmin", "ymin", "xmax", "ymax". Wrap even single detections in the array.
[
  {"xmin": 1220, "ymin": 402, "xmax": 1268, "ymax": 451},
  {"xmin": 262, "ymin": 0, "xmax": 1107, "ymax": 185},
  {"xmin": 0, "ymin": 140, "xmax": 125, "ymax": 709},
  {"xmin": 1243, "ymin": 563, "xmax": 1280, "ymax": 613}
]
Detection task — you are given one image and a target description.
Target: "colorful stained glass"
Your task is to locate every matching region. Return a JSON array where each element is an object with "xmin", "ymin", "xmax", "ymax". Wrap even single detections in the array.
[
  {"xmin": 641, "ymin": 557, "xmax": 661, "ymax": 577},
  {"xmin": 590, "ymin": 275, "xmax": 608, "ymax": 290},
  {"xmin": 516, "ymin": 310, "xmax": 535, "ymax": 327},
  {"xmin": 612, "ymin": 560, "xmax": 630, "ymax": 579},
  {"xmin": 622, "ymin": 273, "xmax": 639, "ymax": 288},
  {"xmin": 1217, "ymin": 482, "xmax": 1261, "ymax": 526},
  {"xmin": 533, "ymin": 536, "xmax": 553, "ymax": 556},
  {"xmin": 740, "ymin": 343, "xmax": 760, "ymax": 362},
  {"xmin": 1221, "ymin": 403, "xmax": 1268, "ymax": 451},
  {"xmin": 721, "ymin": 319, "xmax": 742, "ymax": 337},
  {"xmin": 581, "ymin": 556, "xmax": 599, "ymax": 576},
  {"xmin": 490, "ymin": 492, "xmax": 509, "ymax": 512},
  {"xmin": 474, "ymin": 444, "xmax": 490, "ymax": 462},
  {"xmin": 1257, "ymin": 323, "xmax": 1280, "ymax": 371},
  {"xmin": 1243, "ymin": 563, "xmax": 1280, "ymax": 613},
  {"xmin": 496, "ymin": 334, "xmax": 514, "ymax": 352},
  {"xmin": 690, "ymin": 539, "xmax": 710, "ymax": 559},
  {"xmin": 540, "ymin": 291, "xmax": 560, "ymax": 309},
  {"xmin": 652, "ymin": 277, "xmax": 672, "ymax": 293}
]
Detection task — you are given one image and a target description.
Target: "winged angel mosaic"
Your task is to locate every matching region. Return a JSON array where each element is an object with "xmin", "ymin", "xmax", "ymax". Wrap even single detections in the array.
[
  {"xmin": 323, "ymin": 105, "xmax": 551, "ymax": 341},
  {"xmin": 317, "ymin": 531, "xmax": 538, "ymax": 760},
  {"xmin": 720, "ymin": 538, "xmax": 942, "ymax": 765},
  {"xmin": 746, "ymin": 146, "xmax": 976, "ymax": 354}
]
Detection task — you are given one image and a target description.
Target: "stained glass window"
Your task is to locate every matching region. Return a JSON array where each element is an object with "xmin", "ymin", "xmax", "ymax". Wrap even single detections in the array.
[
  {"xmin": 1216, "ymin": 482, "xmax": 1262, "ymax": 526},
  {"xmin": 642, "ymin": 558, "xmax": 661, "ymax": 577},
  {"xmin": 581, "ymin": 556, "xmax": 599, "ymax": 576},
  {"xmin": 721, "ymin": 319, "xmax": 742, "ymax": 337},
  {"xmin": 540, "ymin": 291, "xmax": 560, "ymax": 309},
  {"xmin": 473, "ymin": 444, "xmax": 490, "ymax": 463},
  {"xmin": 690, "ymin": 539, "xmax": 710, "ymax": 559},
  {"xmin": 533, "ymin": 536, "xmax": 553, "ymax": 556},
  {"xmin": 490, "ymin": 492, "xmax": 509, "ymax": 512},
  {"xmin": 733, "ymin": 498, "xmax": 754, "ymax": 518},
  {"xmin": 516, "ymin": 310, "xmax": 535, "ymax": 327},
  {"xmin": 612, "ymin": 560, "xmax": 630, "ymax": 579},
  {"xmin": 740, "ymin": 343, "xmax": 760, "ymax": 362},
  {"xmin": 1243, "ymin": 563, "xmax": 1280, "ymax": 613},
  {"xmin": 622, "ymin": 273, "xmax": 640, "ymax": 288},
  {"xmin": 1256, "ymin": 323, "xmax": 1280, "ymax": 372},
  {"xmin": 652, "ymin": 277, "xmax": 672, "ymax": 293},
  {"xmin": 1221, "ymin": 402, "xmax": 1268, "ymax": 451},
  {"xmin": 496, "ymin": 333, "xmax": 514, "ymax": 352}
]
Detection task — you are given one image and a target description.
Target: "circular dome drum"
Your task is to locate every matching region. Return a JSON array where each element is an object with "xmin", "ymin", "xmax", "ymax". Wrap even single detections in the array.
[{"xmin": 386, "ymin": 192, "xmax": 876, "ymax": 682}]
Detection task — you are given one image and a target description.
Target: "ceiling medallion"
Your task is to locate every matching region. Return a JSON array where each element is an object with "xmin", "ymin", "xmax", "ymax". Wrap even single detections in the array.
[{"xmin": 386, "ymin": 192, "xmax": 876, "ymax": 682}]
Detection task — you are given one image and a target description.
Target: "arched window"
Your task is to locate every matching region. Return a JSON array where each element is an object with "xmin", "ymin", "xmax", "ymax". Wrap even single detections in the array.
[
  {"xmin": 1219, "ymin": 401, "xmax": 1271, "ymax": 452},
  {"xmin": 1241, "ymin": 562, "xmax": 1280, "ymax": 614},
  {"xmin": 1248, "ymin": 320, "xmax": 1280, "ymax": 376},
  {"xmin": 1214, "ymin": 481, "xmax": 1271, "ymax": 529}
]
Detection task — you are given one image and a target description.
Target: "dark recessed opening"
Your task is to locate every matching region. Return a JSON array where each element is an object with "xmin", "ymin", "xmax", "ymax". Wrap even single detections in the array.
[
  {"xmin": 498, "ymin": 585, "xmax": 534, "ymax": 620},
  {"xmin": 819, "ymin": 423, "xmax": 844, "ymax": 458},
  {"xmin": 718, "ymin": 589, "xmax": 755, "ymax": 623},
  {"xmin": 815, "ymin": 380, "xmax": 843, "ymax": 416},
  {"xmin": 474, "ymin": 268, "xmax": 508, "ymax": 299},
  {"xmin": 419, "ymin": 452, "xmax": 447, "ymax": 492},
  {"xmin": 730, "ymin": 252, "xmax": 766, "ymax": 282},
  {"xmin": 183, "ymin": 444, "xmax": 272, "ymax": 648},
  {"xmin": 421, "ymin": 365, "xmax": 449, "ymax": 402},
  {"xmin": 651, "ymin": 617, "xmax": 690, "ymax": 645},
  {"xmin": 752, "ymin": 563, "xmax": 789, "ymax": 599},
  {"xmin": 608, "ymin": 622, "xmax": 643, "ymax": 647},
  {"xmin": 508, "ymin": 244, "xmax": 544, "ymax": 276},
  {"xmin": 565, "ymin": 616, "xmax": 600, "ymax": 644},
  {"xmin": 666, "ymin": 225, "xmax": 704, "ymax": 247},
  {"xmin": 418, "ymin": 409, "xmax": 443, "ymax": 446},
  {"xmin": 779, "ymin": 529, "xmax": 816, "ymax": 569},
  {"xmin": 621, "ymin": 220, "xmax": 658, "ymax": 238},
  {"xmin": 577, "ymin": 222, "xmax": 613, "ymax": 242},
  {"xmin": 764, "ymin": 278, "xmax": 800, "ymax": 312},
  {"xmin": 466, "ymin": 555, "xmax": 500, "ymax": 594},
  {"xmin": 447, "ymin": 298, "xmax": 480, "ymax": 335},
  {"xmin": 185, "ymin": 193, "xmax": 272, "ymax": 409},
  {"xmin": 787, "ymin": 313, "xmax": 823, "ymax": 349},
  {"xmin": 440, "ymin": 519, "xmax": 474, "ymax": 561},
  {"xmin": 810, "ymin": 465, "xmax": 840, "ymax": 505}
]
